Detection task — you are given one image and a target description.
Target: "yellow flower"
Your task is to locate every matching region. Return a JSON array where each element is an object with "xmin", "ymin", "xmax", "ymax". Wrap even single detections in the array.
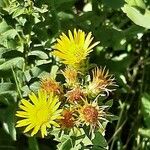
[
  {"xmin": 53, "ymin": 29, "xmax": 100, "ymax": 68},
  {"xmin": 88, "ymin": 67, "xmax": 116, "ymax": 96},
  {"xmin": 16, "ymin": 90, "xmax": 62, "ymax": 138}
]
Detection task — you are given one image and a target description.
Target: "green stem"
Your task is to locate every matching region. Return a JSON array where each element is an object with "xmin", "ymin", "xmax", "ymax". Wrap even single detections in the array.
[
  {"xmin": 28, "ymin": 137, "xmax": 39, "ymax": 150},
  {"xmin": 108, "ymin": 118, "xmax": 127, "ymax": 144},
  {"xmin": 110, "ymin": 103, "xmax": 126, "ymax": 150},
  {"xmin": 11, "ymin": 67, "xmax": 22, "ymax": 99}
]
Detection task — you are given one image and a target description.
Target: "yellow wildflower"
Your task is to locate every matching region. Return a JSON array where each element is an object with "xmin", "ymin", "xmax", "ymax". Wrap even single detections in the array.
[
  {"xmin": 16, "ymin": 90, "xmax": 62, "ymax": 138},
  {"xmin": 53, "ymin": 29, "xmax": 99, "ymax": 68}
]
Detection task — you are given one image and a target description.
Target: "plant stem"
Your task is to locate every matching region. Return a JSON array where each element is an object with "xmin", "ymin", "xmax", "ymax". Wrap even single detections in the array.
[
  {"xmin": 28, "ymin": 137, "xmax": 39, "ymax": 150},
  {"xmin": 11, "ymin": 67, "xmax": 22, "ymax": 99},
  {"xmin": 110, "ymin": 102, "xmax": 126, "ymax": 150}
]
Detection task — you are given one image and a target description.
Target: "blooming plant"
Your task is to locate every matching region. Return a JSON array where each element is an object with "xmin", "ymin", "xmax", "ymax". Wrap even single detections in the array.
[{"xmin": 16, "ymin": 29, "xmax": 117, "ymax": 149}]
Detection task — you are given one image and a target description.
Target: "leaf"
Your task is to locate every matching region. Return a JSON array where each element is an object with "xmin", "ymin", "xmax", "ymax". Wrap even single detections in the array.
[
  {"xmin": 92, "ymin": 131, "xmax": 108, "ymax": 148},
  {"xmin": 0, "ymin": 82, "xmax": 16, "ymax": 105},
  {"xmin": 122, "ymin": 4, "xmax": 150, "ymax": 29},
  {"xmin": 102, "ymin": 0, "xmax": 124, "ymax": 9},
  {"xmin": 138, "ymin": 128, "xmax": 150, "ymax": 138},
  {"xmin": 21, "ymin": 85, "xmax": 31, "ymax": 97},
  {"xmin": 0, "ymin": 57, "xmax": 24, "ymax": 71},
  {"xmin": 12, "ymin": 6, "xmax": 25, "ymax": 18},
  {"xmin": 59, "ymin": 138, "xmax": 72, "ymax": 150},
  {"xmin": 50, "ymin": 65, "xmax": 59, "ymax": 79},
  {"xmin": 82, "ymin": 135, "xmax": 92, "ymax": 146},
  {"xmin": 92, "ymin": 146, "xmax": 107, "ymax": 150},
  {"xmin": 28, "ymin": 137, "xmax": 39, "ymax": 150},
  {"xmin": 141, "ymin": 93, "xmax": 150, "ymax": 128},
  {"xmin": 0, "ymin": 128, "xmax": 16, "ymax": 149},
  {"xmin": 1, "ymin": 29, "xmax": 18, "ymax": 39},
  {"xmin": 105, "ymin": 99, "xmax": 113, "ymax": 107},
  {"xmin": 28, "ymin": 51, "xmax": 49, "ymax": 59},
  {"xmin": 0, "ymin": 82, "xmax": 15, "ymax": 93},
  {"xmin": 124, "ymin": 25, "xmax": 144, "ymax": 38},
  {"xmin": 0, "ymin": 91, "xmax": 17, "ymax": 105},
  {"xmin": 30, "ymin": 81, "xmax": 40, "ymax": 92},
  {"xmin": 125, "ymin": 0, "xmax": 146, "ymax": 9},
  {"xmin": 3, "ymin": 104, "xmax": 16, "ymax": 141},
  {"xmin": 0, "ymin": 19, "xmax": 11, "ymax": 33},
  {"xmin": 95, "ymin": 27, "xmax": 125, "ymax": 50}
]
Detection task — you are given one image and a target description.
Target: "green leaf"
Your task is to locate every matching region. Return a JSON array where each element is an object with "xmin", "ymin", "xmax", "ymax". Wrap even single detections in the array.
[
  {"xmin": 0, "ymin": 128, "xmax": 16, "ymax": 149},
  {"xmin": 92, "ymin": 131, "xmax": 108, "ymax": 148},
  {"xmin": 2, "ymin": 104, "xmax": 17, "ymax": 140},
  {"xmin": 92, "ymin": 146, "xmax": 107, "ymax": 150},
  {"xmin": 0, "ymin": 82, "xmax": 15, "ymax": 93},
  {"xmin": 0, "ymin": 57, "xmax": 24, "ymax": 71},
  {"xmin": 124, "ymin": 25, "xmax": 144, "ymax": 38},
  {"xmin": 1, "ymin": 29, "xmax": 18, "ymax": 39},
  {"xmin": 0, "ymin": 82, "xmax": 16, "ymax": 105},
  {"xmin": 28, "ymin": 51, "xmax": 49, "ymax": 59},
  {"xmin": 102, "ymin": 0, "xmax": 124, "ymax": 9},
  {"xmin": 0, "ymin": 0, "xmax": 6, "ymax": 7},
  {"xmin": 12, "ymin": 6, "xmax": 25, "ymax": 18},
  {"xmin": 141, "ymin": 93, "xmax": 150, "ymax": 128},
  {"xmin": 50, "ymin": 65, "xmax": 59, "ymax": 79},
  {"xmin": 122, "ymin": 4, "xmax": 150, "ymax": 29},
  {"xmin": 95, "ymin": 27, "xmax": 125, "ymax": 50},
  {"xmin": 0, "ymin": 19, "xmax": 11, "ymax": 33},
  {"xmin": 28, "ymin": 137, "xmax": 39, "ymax": 150},
  {"xmin": 138, "ymin": 128, "xmax": 150, "ymax": 138},
  {"xmin": 0, "ymin": 91, "xmax": 17, "ymax": 105},
  {"xmin": 125, "ymin": 0, "xmax": 146, "ymax": 9},
  {"xmin": 30, "ymin": 81, "xmax": 40, "ymax": 92},
  {"xmin": 105, "ymin": 99, "xmax": 113, "ymax": 107},
  {"xmin": 59, "ymin": 138, "xmax": 72, "ymax": 150}
]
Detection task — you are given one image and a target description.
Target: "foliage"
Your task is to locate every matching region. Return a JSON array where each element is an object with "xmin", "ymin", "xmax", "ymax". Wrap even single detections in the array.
[{"xmin": 0, "ymin": 0, "xmax": 150, "ymax": 150}]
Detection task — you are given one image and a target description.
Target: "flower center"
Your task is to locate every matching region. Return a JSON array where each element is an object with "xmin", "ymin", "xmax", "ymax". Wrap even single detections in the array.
[
  {"xmin": 83, "ymin": 106, "xmax": 98, "ymax": 124},
  {"xmin": 60, "ymin": 110, "xmax": 74, "ymax": 128},
  {"xmin": 36, "ymin": 107, "xmax": 49, "ymax": 124}
]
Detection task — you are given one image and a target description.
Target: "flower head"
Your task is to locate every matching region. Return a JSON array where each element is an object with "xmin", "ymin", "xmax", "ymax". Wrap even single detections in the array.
[
  {"xmin": 40, "ymin": 76, "xmax": 62, "ymax": 95},
  {"xmin": 62, "ymin": 67, "xmax": 78, "ymax": 87},
  {"xmin": 16, "ymin": 90, "xmax": 62, "ymax": 138},
  {"xmin": 88, "ymin": 67, "xmax": 116, "ymax": 96},
  {"xmin": 66, "ymin": 87, "xmax": 85, "ymax": 104},
  {"xmin": 60, "ymin": 109, "xmax": 75, "ymax": 129},
  {"xmin": 53, "ymin": 29, "xmax": 99, "ymax": 68},
  {"xmin": 78, "ymin": 100, "xmax": 106, "ymax": 132}
]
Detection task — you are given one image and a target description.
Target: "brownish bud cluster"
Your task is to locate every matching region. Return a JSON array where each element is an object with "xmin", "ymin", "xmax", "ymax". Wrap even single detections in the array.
[{"xmin": 39, "ymin": 65, "xmax": 116, "ymax": 132}]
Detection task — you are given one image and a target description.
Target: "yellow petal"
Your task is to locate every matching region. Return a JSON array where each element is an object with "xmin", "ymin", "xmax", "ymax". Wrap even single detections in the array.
[
  {"xmin": 21, "ymin": 99, "xmax": 34, "ymax": 108},
  {"xmin": 29, "ymin": 92, "xmax": 38, "ymax": 105},
  {"xmin": 41, "ymin": 124, "xmax": 47, "ymax": 138},
  {"xmin": 16, "ymin": 119, "xmax": 30, "ymax": 127},
  {"xmin": 16, "ymin": 111, "xmax": 29, "ymax": 118},
  {"xmin": 49, "ymin": 121, "xmax": 60, "ymax": 127},
  {"xmin": 24, "ymin": 124, "xmax": 35, "ymax": 133},
  {"xmin": 31, "ymin": 125, "xmax": 40, "ymax": 136}
]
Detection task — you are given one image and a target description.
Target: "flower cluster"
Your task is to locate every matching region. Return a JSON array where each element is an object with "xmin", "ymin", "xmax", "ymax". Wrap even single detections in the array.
[{"xmin": 16, "ymin": 29, "xmax": 116, "ymax": 138}]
